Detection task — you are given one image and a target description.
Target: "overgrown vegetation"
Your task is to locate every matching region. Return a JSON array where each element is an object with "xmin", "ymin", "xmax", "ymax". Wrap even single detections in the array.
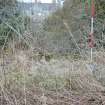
[
  {"xmin": 0, "ymin": 0, "xmax": 31, "ymax": 48},
  {"xmin": 43, "ymin": 0, "xmax": 105, "ymax": 53},
  {"xmin": 1, "ymin": 0, "xmax": 105, "ymax": 105}
]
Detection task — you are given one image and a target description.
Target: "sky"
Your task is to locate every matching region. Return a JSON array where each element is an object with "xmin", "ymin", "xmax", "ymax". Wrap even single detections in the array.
[{"xmin": 17, "ymin": 0, "xmax": 53, "ymax": 3}]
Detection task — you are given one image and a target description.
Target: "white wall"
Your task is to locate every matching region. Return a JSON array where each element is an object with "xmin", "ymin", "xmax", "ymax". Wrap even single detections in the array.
[{"xmin": 17, "ymin": 0, "xmax": 53, "ymax": 3}]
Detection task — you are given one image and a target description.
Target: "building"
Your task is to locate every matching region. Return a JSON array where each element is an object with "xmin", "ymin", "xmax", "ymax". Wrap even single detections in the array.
[{"xmin": 17, "ymin": 2, "xmax": 59, "ymax": 16}]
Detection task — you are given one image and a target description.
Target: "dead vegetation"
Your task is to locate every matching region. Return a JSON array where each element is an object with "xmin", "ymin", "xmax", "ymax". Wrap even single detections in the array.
[{"xmin": 0, "ymin": 49, "xmax": 105, "ymax": 105}]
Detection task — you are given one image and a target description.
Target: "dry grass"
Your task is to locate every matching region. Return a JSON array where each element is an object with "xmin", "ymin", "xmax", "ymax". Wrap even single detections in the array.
[{"xmin": 0, "ymin": 50, "xmax": 105, "ymax": 105}]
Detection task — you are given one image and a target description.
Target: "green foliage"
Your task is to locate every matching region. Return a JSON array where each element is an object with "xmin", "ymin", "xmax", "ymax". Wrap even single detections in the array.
[
  {"xmin": 43, "ymin": 13, "xmax": 65, "ymax": 32},
  {"xmin": 43, "ymin": 0, "xmax": 105, "ymax": 53},
  {"xmin": 96, "ymin": 0, "xmax": 105, "ymax": 20},
  {"xmin": 0, "ymin": 15, "xmax": 26, "ymax": 47},
  {"xmin": 0, "ymin": 0, "xmax": 16, "ymax": 8},
  {"xmin": 43, "ymin": 0, "xmax": 79, "ymax": 32},
  {"xmin": 0, "ymin": 0, "xmax": 16, "ymax": 47},
  {"xmin": 0, "ymin": 0, "xmax": 31, "ymax": 47}
]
